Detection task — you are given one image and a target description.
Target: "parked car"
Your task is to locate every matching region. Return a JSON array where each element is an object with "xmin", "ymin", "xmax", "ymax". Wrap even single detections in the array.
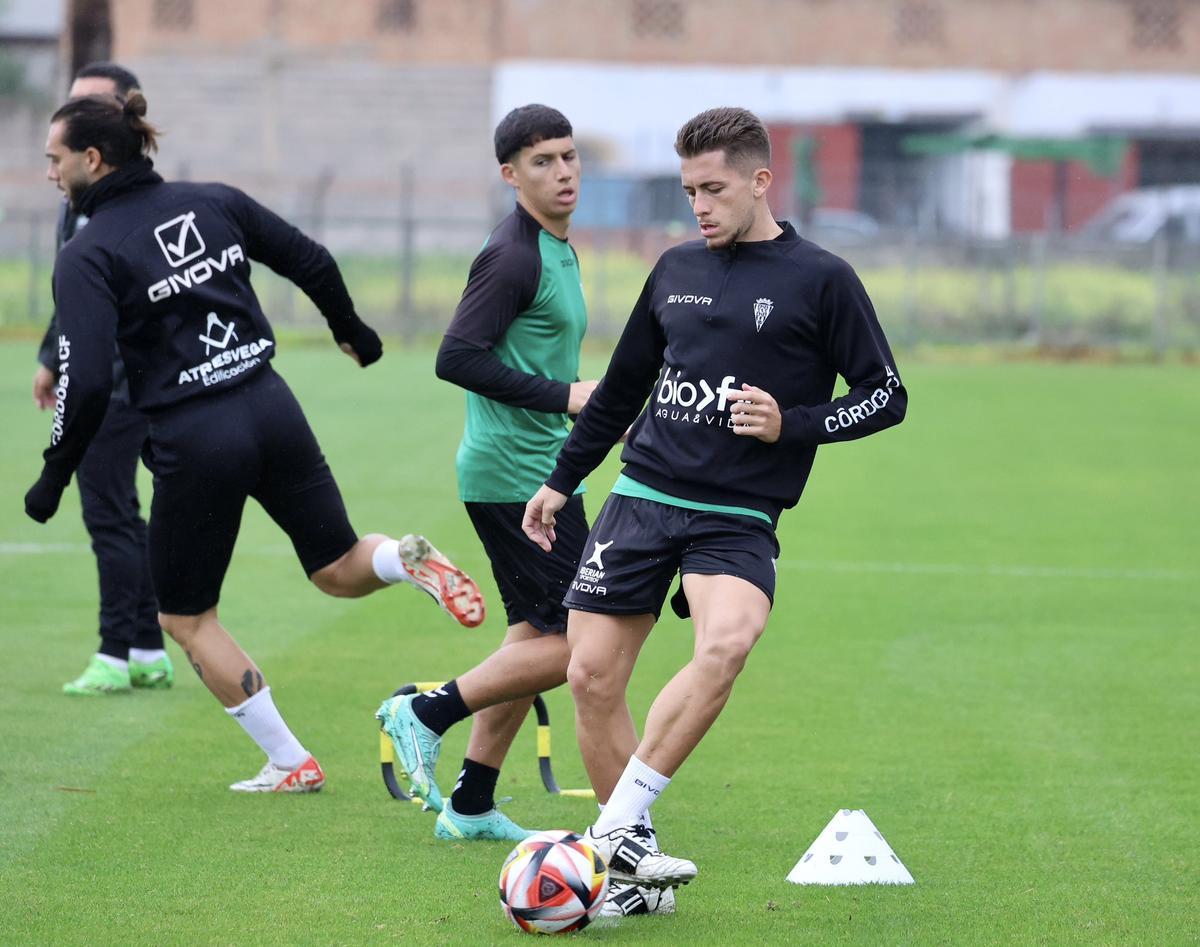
[{"xmin": 1079, "ymin": 186, "xmax": 1200, "ymax": 244}]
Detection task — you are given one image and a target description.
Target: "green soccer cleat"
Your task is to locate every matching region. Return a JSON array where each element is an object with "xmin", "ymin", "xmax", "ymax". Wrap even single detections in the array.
[
  {"xmin": 375, "ymin": 693, "xmax": 444, "ymax": 812},
  {"xmin": 130, "ymin": 653, "xmax": 174, "ymax": 689},
  {"xmin": 434, "ymin": 801, "xmax": 537, "ymax": 842},
  {"xmin": 63, "ymin": 656, "xmax": 132, "ymax": 696}
]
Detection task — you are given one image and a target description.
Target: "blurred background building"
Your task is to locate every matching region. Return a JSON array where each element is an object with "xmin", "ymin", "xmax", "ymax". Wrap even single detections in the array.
[{"xmin": 2, "ymin": 0, "xmax": 1198, "ymax": 350}]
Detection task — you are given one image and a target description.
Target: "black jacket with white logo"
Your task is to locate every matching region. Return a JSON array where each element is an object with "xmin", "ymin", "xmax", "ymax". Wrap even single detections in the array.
[
  {"xmin": 545, "ymin": 222, "xmax": 906, "ymax": 525},
  {"xmin": 31, "ymin": 158, "xmax": 380, "ymax": 510}
]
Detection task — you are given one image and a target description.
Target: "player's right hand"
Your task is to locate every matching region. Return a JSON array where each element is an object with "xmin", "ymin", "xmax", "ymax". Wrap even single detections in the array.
[
  {"xmin": 32, "ymin": 365, "xmax": 55, "ymax": 410},
  {"xmin": 522, "ymin": 484, "xmax": 569, "ymax": 552},
  {"xmin": 567, "ymin": 379, "xmax": 599, "ymax": 414}
]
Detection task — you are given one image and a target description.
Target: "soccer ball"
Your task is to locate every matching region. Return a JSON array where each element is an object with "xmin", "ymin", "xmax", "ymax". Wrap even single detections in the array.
[{"xmin": 498, "ymin": 830, "xmax": 609, "ymax": 934}]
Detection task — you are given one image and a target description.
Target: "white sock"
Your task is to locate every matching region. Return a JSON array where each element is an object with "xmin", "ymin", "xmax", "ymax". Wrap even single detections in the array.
[
  {"xmin": 592, "ymin": 756, "xmax": 669, "ymax": 836},
  {"xmin": 371, "ymin": 540, "xmax": 416, "ymax": 586},
  {"xmin": 95, "ymin": 653, "xmax": 128, "ymax": 671},
  {"xmin": 225, "ymin": 686, "xmax": 309, "ymax": 769},
  {"xmin": 598, "ymin": 802, "xmax": 654, "ymax": 830},
  {"xmin": 129, "ymin": 648, "xmax": 167, "ymax": 664}
]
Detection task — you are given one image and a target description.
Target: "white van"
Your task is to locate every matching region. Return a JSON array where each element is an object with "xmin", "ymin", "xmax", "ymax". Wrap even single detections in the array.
[{"xmin": 1080, "ymin": 186, "xmax": 1200, "ymax": 243}]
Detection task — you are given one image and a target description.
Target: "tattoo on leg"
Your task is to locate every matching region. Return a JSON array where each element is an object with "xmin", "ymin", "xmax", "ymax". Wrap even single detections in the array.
[
  {"xmin": 186, "ymin": 649, "xmax": 203, "ymax": 680},
  {"xmin": 240, "ymin": 669, "xmax": 264, "ymax": 698}
]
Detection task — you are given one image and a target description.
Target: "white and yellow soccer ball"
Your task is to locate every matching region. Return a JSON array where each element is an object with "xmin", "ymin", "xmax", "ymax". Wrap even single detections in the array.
[{"xmin": 498, "ymin": 830, "xmax": 609, "ymax": 934}]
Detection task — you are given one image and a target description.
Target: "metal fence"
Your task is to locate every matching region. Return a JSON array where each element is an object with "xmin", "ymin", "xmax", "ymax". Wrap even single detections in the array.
[{"xmin": 2, "ymin": 209, "xmax": 1197, "ymax": 355}]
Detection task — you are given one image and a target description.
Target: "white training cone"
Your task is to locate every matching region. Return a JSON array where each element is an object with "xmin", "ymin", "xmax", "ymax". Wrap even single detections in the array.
[{"xmin": 787, "ymin": 809, "xmax": 914, "ymax": 885}]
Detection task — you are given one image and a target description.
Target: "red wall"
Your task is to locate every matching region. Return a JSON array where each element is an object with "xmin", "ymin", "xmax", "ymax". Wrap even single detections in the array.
[
  {"xmin": 767, "ymin": 123, "xmax": 862, "ymax": 218},
  {"xmin": 1010, "ymin": 146, "xmax": 1138, "ymax": 232}
]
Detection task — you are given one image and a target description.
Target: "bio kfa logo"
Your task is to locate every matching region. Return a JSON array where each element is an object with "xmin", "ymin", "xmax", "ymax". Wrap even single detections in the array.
[
  {"xmin": 147, "ymin": 209, "xmax": 246, "ymax": 303},
  {"xmin": 753, "ymin": 297, "xmax": 774, "ymax": 332},
  {"xmin": 654, "ymin": 365, "xmax": 741, "ymax": 428}
]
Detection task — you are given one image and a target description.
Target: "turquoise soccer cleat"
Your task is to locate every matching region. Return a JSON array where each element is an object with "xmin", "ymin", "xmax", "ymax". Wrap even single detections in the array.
[
  {"xmin": 376, "ymin": 693, "xmax": 444, "ymax": 812},
  {"xmin": 434, "ymin": 801, "xmax": 537, "ymax": 842}
]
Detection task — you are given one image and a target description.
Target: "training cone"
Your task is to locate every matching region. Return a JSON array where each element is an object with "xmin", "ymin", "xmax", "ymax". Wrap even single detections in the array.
[{"xmin": 787, "ymin": 809, "xmax": 914, "ymax": 885}]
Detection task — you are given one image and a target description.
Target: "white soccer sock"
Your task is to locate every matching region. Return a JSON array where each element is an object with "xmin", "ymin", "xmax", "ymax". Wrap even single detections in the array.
[
  {"xmin": 371, "ymin": 539, "xmax": 416, "ymax": 586},
  {"xmin": 225, "ymin": 686, "xmax": 309, "ymax": 770},
  {"xmin": 95, "ymin": 653, "xmax": 128, "ymax": 671},
  {"xmin": 598, "ymin": 802, "xmax": 654, "ymax": 834},
  {"xmin": 592, "ymin": 756, "xmax": 670, "ymax": 836},
  {"xmin": 129, "ymin": 648, "xmax": 167, "ymax": 664}
]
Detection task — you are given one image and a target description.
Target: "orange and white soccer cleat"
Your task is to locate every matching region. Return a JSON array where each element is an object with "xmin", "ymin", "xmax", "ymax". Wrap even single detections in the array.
[
  {"xmin": 397, "ymin": 534, "xmax": 486, "ymax": 628},
  {"xmin": 229, "ymin": 754, "xmax": 326, "ymax": 793}
]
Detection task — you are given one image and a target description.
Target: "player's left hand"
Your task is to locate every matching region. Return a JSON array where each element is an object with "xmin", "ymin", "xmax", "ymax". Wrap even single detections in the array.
[
  {"xmin": 24, "ymin": 472, "xmax": 66, "ymax": 523},
  {"xmin": 337, "ymin": 321, "xmax": 383, "ymax": 367},
  {"xmin": 731, "ymin": 383, "xmax": 781, "ymax": 443},
  {"xmin": 522, "ymin": 484, "xmax": 568, "ymax": 553}
]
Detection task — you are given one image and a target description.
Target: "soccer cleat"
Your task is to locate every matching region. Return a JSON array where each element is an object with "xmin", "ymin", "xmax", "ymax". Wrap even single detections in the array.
[
  {"xmin": 62, "ymin": 656, "xmax": 132, "ymax": 696},
  {"xmin": 598, "ymin": 882, "xmax": 677, "ymax": 917},
  {"xmin": 584, "ymin": 825, "xmax": 697, "ymax": 889},
  {"xmin": 129, "ymin": 653, "xmax": 174, "ymax": 689},
  {"xmin": 375, "ymin": 693, "xmax": 444, "ymax": 811},
  {"xmin": 397, "ymin": 534, "xmax": 486, "ymax": 628},
  {"xmin": 229, "ymin": 755, "xmax": 325, "ymax": 793},
  {"xmin": 434, "ymin": 801, "xmax": 537, "ymax": 842}
]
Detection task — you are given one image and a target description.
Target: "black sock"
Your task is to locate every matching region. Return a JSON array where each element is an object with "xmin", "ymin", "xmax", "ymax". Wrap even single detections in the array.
[
  {"xmin": 410, "ymin": 679, "xmax": 470, "ymax": 736},
  {"xmin": 98, "ymin": 639, "xmax": 130, "ymax": 661},
  {"xmin": 451, "ymin": 757, "xmax": 500, "ymax": 815}
]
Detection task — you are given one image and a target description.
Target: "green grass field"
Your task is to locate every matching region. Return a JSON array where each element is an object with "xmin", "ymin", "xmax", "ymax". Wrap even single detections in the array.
[{"xmin": 0, "ymin": 340, "xmax": 1196, "ymax": 945}]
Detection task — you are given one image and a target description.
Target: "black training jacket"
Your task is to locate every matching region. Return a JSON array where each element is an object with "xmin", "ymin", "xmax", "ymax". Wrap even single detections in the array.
[
  {"xmin": 545, "ymin": 222, "xmax": 907, "ymax": 525},
  {"xmin": 34, "ymin": 158, "xmax": 380, "ymax": 498}
]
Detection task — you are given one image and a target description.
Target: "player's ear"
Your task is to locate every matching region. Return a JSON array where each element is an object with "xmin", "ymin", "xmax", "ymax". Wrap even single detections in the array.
[
  {"xmin": 500, "ymin": 161, "xmax": 519, "ymax": 189},
  {"xmin": 752, "ymin": 167, "xmax": 772, "ymax": 199}
]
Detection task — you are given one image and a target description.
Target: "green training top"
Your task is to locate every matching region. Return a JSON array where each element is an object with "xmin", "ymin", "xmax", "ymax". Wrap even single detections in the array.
[{"xmin": 442, "ymin": 204, "xmax": 588, "ymax": 503}]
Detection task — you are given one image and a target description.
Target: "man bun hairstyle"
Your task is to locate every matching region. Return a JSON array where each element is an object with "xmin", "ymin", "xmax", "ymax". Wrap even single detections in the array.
[
  {"xmin": 74, "ymin": 61, "xmax": 141, "ymax": 98},
  {"xmin": 494, "ymin": 104, "xmax": 573, "ymax": 164},
  {"xmin": 52, "ymin": 92, "xmax": 159, "ymax": 167},
  {"xmin": 674, "ymin": 107, "xmax": 771, "ymax": 171}
]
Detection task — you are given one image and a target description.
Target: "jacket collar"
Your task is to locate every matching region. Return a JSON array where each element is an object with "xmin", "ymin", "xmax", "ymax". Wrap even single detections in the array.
[{"xmin": 74, "ymin": 156, "xmax": 163, "ymax": 218}]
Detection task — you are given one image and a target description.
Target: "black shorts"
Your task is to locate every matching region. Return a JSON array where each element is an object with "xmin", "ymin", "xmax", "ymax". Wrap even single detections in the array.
[
  {"xmin": 145, "ymin": 366, "xmax": 358, "ymax": 615},
  {"xmin": 465, "ymin": 495, "xmax": 588, "ymax": 633},
  {"xmin": 562, "ymin": 493, "xmax": 778, "ymax": 619}
]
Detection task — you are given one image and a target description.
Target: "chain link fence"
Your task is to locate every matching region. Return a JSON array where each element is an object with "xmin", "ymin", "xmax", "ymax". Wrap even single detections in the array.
[{"xmin": 2, "ymin": 207, "xmax": 1197, "ymax": 355}]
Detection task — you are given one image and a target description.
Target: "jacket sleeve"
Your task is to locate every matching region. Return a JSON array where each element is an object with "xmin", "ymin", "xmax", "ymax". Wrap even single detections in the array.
[
  {"xmin": 27, "ymin": 253, "xmax": 116, "ymax": 518},
  {"xmin": 223, "ymin": 186, "xmax": 381, "ymax": 365},
  {"xmin": 36, "ymin": 314, "xmax": 59, "ymax": 371},
  {"xmin": 777, "ymin": 257, "xmax": 906, "ymax": 448},
  {"xmin": 436, "ymin": 338, "xmax": 569, "ymax": 412},
  {"xmin": 435, "ymin": 239, "xmax": 568, "ymax": 412},
  {"xmin": 545, "ymin": 270, "xmax": 664, "ymax": 495}
]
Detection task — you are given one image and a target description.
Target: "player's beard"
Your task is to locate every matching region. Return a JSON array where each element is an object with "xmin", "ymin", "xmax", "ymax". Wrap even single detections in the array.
[{"xmin": 705, "ymin": 205, "xmax": 757, "ymax": 250}]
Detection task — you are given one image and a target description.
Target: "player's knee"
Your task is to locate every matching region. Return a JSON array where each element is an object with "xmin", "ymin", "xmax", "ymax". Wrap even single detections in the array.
[
  {"xmin": 694, "ymin": 626, "xmax": 762, "ymax": 685},
  {"xmin": 309, "ymin": 558, "xmax": 358, "ymax": 597},
  {"xmin": 566, "ymin": 651, "xmax": 620, "ymax": 707},
  {"xmin": 159, "ymin": 612, "xmax": 202, "ymax": 647}
]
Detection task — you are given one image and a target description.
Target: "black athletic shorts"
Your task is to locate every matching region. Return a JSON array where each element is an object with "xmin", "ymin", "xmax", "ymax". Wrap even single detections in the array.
[
  {"xmin": 562, "ymin": 493, "xmax": 779, "ymax": 619},
  {"xmin": 144, "ymin": 366, "xmax": 358, "ymax": 615},
  {"xmin": 465, "ymin": 494, "xmax": 588, "ymax": 633}
]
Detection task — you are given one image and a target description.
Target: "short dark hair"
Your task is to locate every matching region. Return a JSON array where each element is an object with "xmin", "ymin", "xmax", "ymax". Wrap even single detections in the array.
[
  {"xmin": 494, "ymin": 104, "xmax": 573, "ymax": 164},
  {"xmin": 52, "ymin": 92, "xmax": 159, "ymax": 166},
  {"xmin": 674, "ymin": 107, "xmax": 771, "ymax": 171},
  {"xmin": 74, "ymin": 61, "xmax": 141, "ymax": 98}
]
